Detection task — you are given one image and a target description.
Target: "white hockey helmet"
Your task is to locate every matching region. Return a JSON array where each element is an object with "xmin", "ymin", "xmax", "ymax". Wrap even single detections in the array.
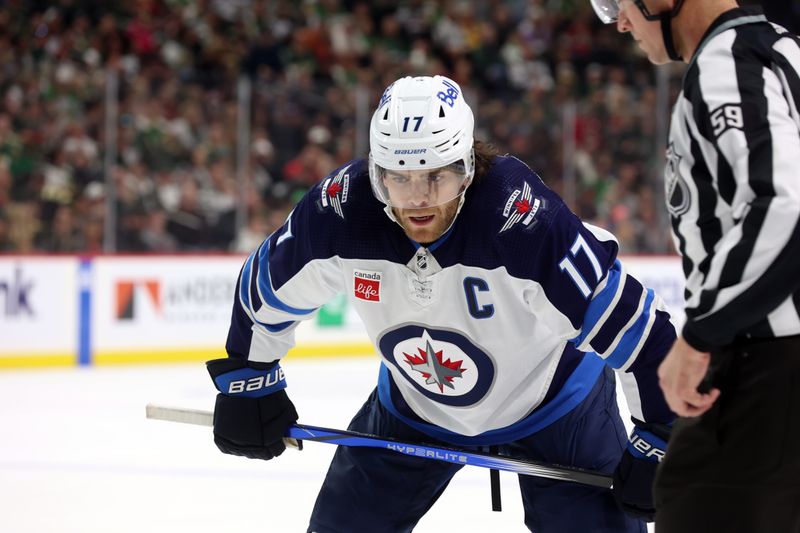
[{"xmin": 368, "ymin": 75, "xmax": 475, "ymax": 210}]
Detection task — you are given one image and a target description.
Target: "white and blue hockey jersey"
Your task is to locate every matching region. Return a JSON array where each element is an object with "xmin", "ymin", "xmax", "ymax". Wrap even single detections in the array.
[{"xmin": 226, "ymin": 156, "xmax": 676, "ymax": 446}]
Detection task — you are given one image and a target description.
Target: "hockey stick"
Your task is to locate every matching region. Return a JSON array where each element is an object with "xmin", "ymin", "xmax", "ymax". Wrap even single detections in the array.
[{"xmin": 145, "ymin": 404, "xmax": 613, "ymax": 489}]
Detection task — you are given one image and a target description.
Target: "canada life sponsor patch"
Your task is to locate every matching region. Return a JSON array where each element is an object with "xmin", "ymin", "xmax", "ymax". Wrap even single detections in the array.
[
  {"xmin": 499, "ymin": 180, "xmax": 540, "ymax": 233},
  {"xmin": 353, "ymin": 269, "xmax": 381, "ymax": 302}
]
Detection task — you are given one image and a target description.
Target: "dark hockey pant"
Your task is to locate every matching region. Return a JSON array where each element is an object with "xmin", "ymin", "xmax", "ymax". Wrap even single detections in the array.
[
  {"xmin": 308, "ymin": 368, "xmax": 645, "ymax": 533},
  {"xmin": 654, "ymin": 335, "xmax": 800, "ymax": 533}
]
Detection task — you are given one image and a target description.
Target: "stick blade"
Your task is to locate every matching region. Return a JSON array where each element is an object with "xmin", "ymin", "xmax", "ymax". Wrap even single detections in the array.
[
  {"xmin": 145, "ymin": 403, "xmax": 302, "ymax": 450},
  {"xmin": 145, "ymin": 404, "xmax": 213, "ymax": 427}
]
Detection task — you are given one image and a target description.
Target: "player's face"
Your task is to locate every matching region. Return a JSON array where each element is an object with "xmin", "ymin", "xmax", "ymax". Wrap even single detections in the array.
[
  {"xmin": 616, "ymin": 0, "xmax": 671, "ymax": 64},
  {"xmin": 391, "ymin": 193, "xmax": 461, "ymax": 244},
  {"xmin": 382, "ymin": 167, "xmax": 465, "ymax": 209},
  {"xmin": 383, "ymin": 167, "xmax": 465, "ymax": 243}
]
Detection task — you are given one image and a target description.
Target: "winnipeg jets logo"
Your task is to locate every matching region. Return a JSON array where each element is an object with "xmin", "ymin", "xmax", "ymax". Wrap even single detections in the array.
[
  {"xmin": 320, "ymin": 165, "xmax": 351, "ymax": 219},
  {"xmin": 378, "ymin": 325, "xmax": 494, "ymax": 406},
  {"xmin": 403, "ymin": 331, "xmax": 466, "ymax": 392},
  {"xmin": 500, "ymin": 181, "xmax": 540, "ymax": 233},
  {"xmin": 665, "ymin": 143, "xmax": 690, "ymax": 217}
]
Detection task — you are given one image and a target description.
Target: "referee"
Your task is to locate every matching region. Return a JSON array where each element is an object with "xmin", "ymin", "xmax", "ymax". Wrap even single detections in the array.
[{"xmin": 591, "ymin": 1, "xmax": 800, "ymax": 531}]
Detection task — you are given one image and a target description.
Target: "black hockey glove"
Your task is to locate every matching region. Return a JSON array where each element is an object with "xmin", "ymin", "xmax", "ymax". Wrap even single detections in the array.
[
  {"xmin": 612, "ymin": 421, "xmax": 670, "ymax": 522},
  {"xmin": 206, "ymin": 357, "xmax": 298, "ymax": 460}
]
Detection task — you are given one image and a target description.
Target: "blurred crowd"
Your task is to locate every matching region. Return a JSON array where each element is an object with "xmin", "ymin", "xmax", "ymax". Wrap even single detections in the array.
[{"xmin": 0, "ymin": 0, "xmax": 686, "ymax": 255}]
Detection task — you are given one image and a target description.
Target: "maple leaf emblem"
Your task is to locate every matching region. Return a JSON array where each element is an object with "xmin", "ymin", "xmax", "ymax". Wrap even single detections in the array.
[
  {"xmin": 499, "ymin": 181, "xmax": 539, "ymax": 233},
  {"xmin": 403, "ymin": 334, "xmax": 466, "ymax": 392},
  {"xmin": 327, "ymin": 182, "xmax": 343, "ymax": 197},
  {"xmin": 514, "ymin": 198, "xmax": 531, "ymax": 214},
  {"xmin": 319, "ymin": 165, "xmax": 350, "ymax": 219}
]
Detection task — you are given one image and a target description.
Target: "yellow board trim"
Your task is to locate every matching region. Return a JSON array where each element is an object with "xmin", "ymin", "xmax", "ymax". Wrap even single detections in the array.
[
  {"xmin": 0, "ymin": 343, "xmax": 376, "ymax": 369},
  {"xmin": 93, "ymin": 342, "xmax": 376, "ymax": 365},
  {"xmin": 0, "ymin": 354, "xmax": 76, "ymax": 369}
]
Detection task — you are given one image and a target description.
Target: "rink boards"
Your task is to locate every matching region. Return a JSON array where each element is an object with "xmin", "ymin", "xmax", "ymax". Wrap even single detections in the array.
[{"xmin": 0, "ymin": 254, "xmax": 685, "ymax": 368}]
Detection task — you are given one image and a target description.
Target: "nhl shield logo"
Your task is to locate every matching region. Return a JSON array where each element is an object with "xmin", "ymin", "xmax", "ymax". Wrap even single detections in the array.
[
  {"xmin": 354, "ymin": 269, "xmax": 381, "ymax": 302},
  {"xmin": 500, "ymin": 181, "xmax": 541, "ymax": 233},
  {"xmin": 665, "ymin": 143, "xmax": 690, "ymax": 217},
  {"xmin": 415, "ymin": 251, "xmax": 428, "ymax": 271},
  {"xmin": 320, "ymin": 164, "xmax": 351, "ymax": 219}
]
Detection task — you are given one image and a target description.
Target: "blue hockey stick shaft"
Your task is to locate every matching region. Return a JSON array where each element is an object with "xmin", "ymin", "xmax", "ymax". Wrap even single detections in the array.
[
  {"xmin": 144, "ymin": 404, "xmax": 612, "ymax": 489},
  {"xmin": 287, "ymin": 423, "xmax": 613, "ymax": 489}
]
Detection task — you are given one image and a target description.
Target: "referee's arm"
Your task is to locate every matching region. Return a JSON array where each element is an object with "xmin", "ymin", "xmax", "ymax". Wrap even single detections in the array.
[{"xmin": 682, "ymin": 35, "xmax": 800, "ymax": 351}]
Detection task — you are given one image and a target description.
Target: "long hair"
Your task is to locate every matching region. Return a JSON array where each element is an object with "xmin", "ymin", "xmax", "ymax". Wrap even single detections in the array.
[{"xmin": 473, "ymin": 139, "xmax": 499, "ymax": 181}]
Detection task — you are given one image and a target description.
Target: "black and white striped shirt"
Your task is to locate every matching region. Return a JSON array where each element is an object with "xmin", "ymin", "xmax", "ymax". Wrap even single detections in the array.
[{"xmin": 666, "ymin": 7, "xmax": 800, "ymax": 351}]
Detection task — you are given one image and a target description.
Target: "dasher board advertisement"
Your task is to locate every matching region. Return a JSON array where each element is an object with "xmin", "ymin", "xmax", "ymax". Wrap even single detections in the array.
[
  {"xmin": 0, "ymin": 257, "xmax": 78, "ymax": 366},
  {"xmin": 91, "ymin": 256, "xmax": 242, "ymax": 364}
]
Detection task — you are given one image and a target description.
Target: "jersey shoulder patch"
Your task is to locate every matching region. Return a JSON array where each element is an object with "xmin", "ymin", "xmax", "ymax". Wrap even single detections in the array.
[
  {"xmin": 475, "ymin": 155, "xmax": 559, "ymax": 236},
  {"xmin": 450, "ymin": 156, "xmax": 564, "ymax": 278},
  {"xmin": 312, "ymin": 159, "xmax": 368, "ymax": 220},
  {"xmin": 276, "ymin": 158, "xmax": 401, "ymax": 264}
]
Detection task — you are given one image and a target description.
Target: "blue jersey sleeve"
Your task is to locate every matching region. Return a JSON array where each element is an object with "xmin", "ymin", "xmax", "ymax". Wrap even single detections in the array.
[
  {"xmin": 225, "ymin": 162, "xmax": 365, "ymax": 363},
  {"xmin": 535, "ymin": 203, "xmax": 676, "ymax": 424}
]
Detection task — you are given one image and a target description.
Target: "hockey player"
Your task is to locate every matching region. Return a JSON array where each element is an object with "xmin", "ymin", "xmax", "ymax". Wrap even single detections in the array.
[{"xmin": 206, "ymin": 75, "xmax": 676, "ymax": 533}]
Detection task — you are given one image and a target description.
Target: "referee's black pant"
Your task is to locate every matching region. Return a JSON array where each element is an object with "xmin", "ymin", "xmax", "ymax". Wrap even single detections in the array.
[{"xmin": 654, "ymin": 335, "xmax": 800, "ymax": 533}]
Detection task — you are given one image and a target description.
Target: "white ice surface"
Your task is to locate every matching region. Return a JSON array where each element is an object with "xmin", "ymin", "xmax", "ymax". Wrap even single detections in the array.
[{"xmin": 0, "ymin": 357, "xmax": 652, "ymax": 532}]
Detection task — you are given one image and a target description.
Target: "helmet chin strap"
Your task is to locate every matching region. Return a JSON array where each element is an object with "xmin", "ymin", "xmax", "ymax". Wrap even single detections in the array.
[
  {"xmin": 633, "ymin": 0, "xmax": 685, "ymax": 61},
  {"xmin": 660, "ymin": 11, "xmax": 683, "ymax": 61}
]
